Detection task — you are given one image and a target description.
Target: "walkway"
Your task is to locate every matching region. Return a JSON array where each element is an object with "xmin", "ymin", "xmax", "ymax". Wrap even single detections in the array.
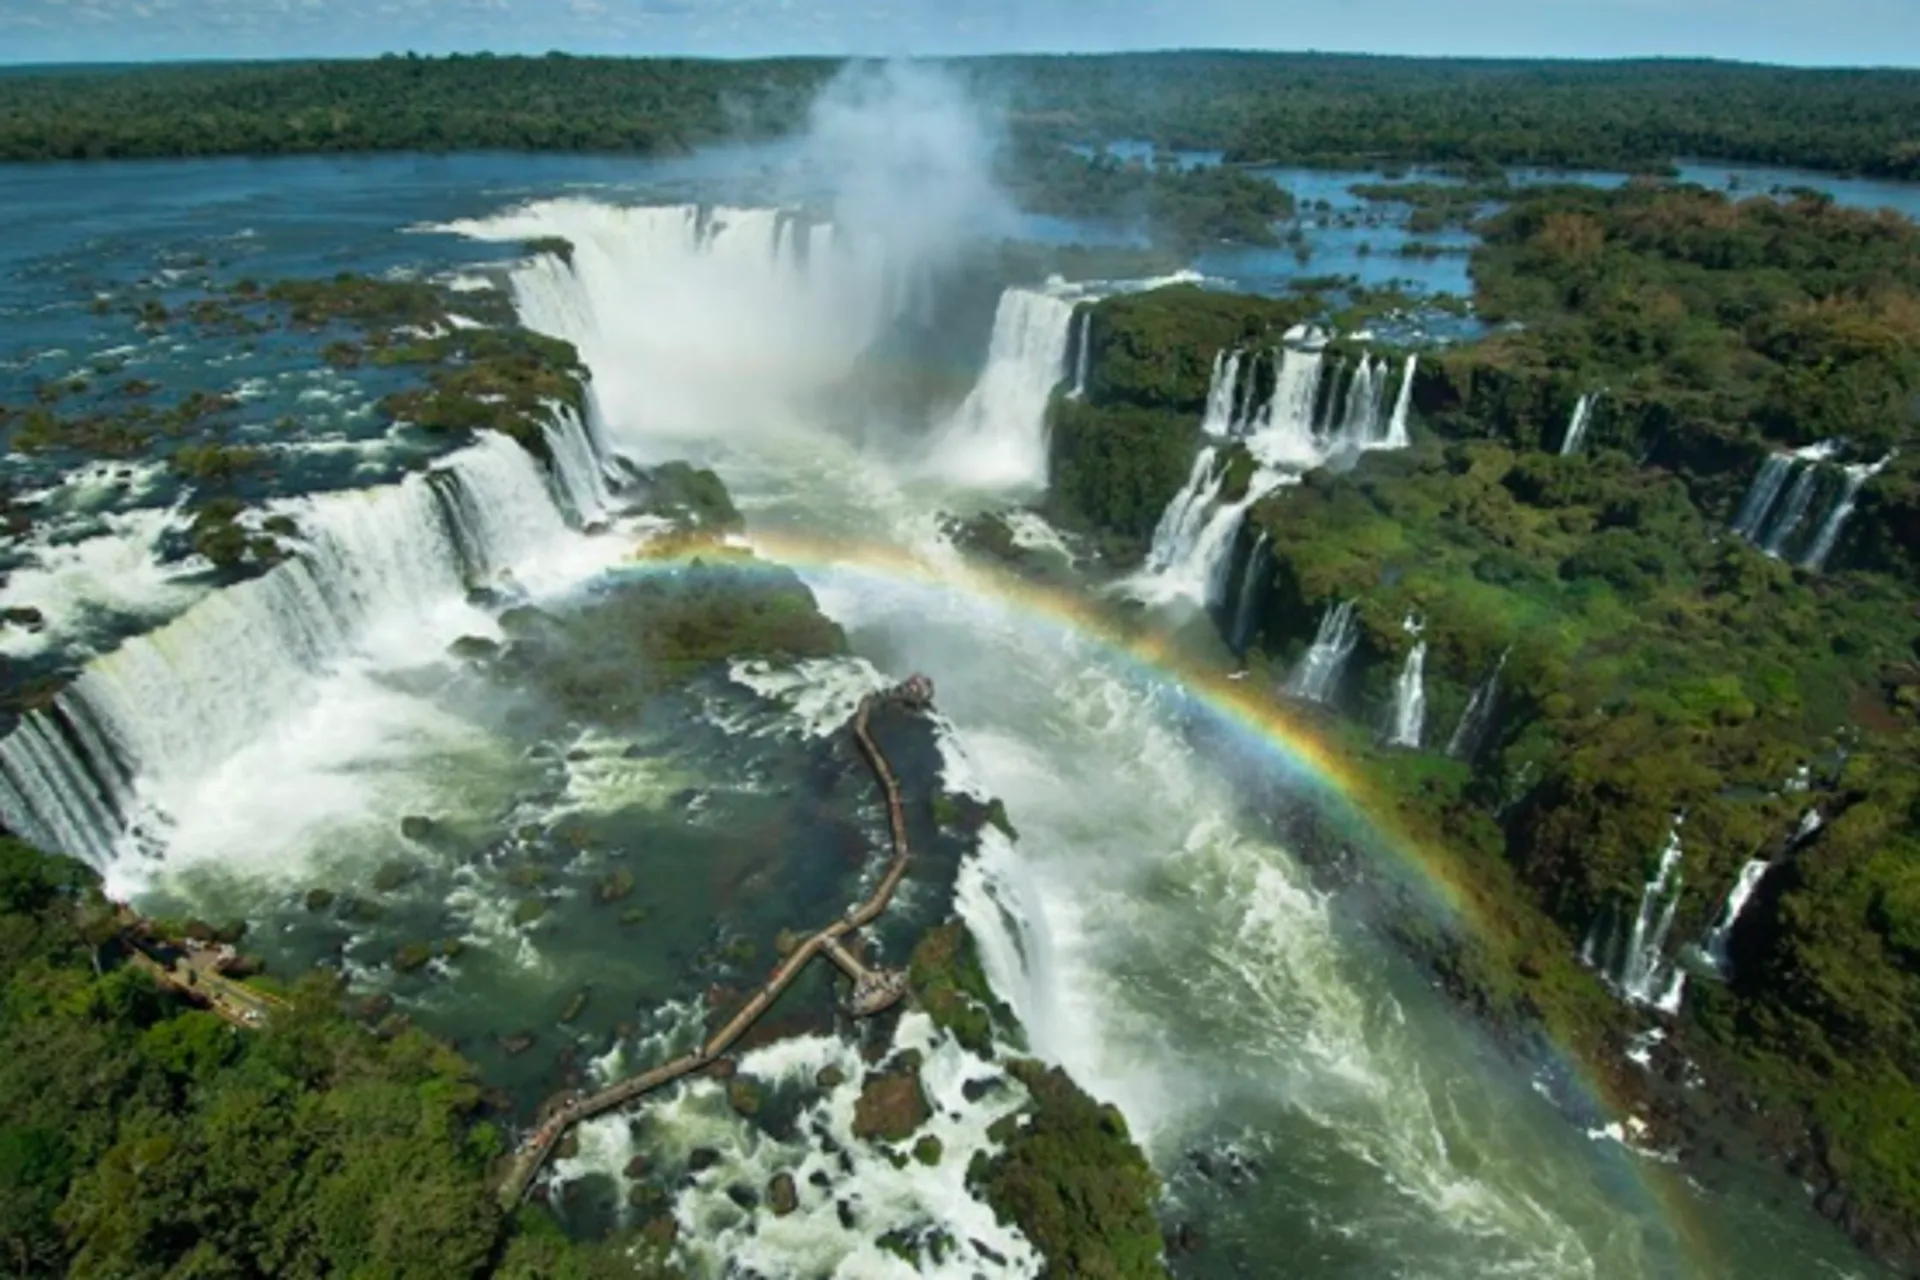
[{"xmin": 493, "ymin": 674, "xmax": 935, "ymax": 1208}]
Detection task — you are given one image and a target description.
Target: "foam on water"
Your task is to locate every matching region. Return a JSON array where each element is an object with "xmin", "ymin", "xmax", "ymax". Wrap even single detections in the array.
[{"xmin": 0, "ymin": 506, "xmax": 208, "ymax": 659}]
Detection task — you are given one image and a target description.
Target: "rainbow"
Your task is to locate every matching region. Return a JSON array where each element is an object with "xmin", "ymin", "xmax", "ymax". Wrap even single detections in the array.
[{"xmin": 619, "ymin": 525, "xmax": 1728, "ymax": 1273}]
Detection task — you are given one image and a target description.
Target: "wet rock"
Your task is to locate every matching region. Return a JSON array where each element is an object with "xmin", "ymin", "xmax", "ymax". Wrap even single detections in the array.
[
  {"xmin": 728, "ymin": 1077, "xmax": 765, "ymax": 1118},
  {"xmin": 641, "ymin": 1215, "xmax": 678, "ymax": 1249},
  {"xmin": 1166, "ymin": 1222, "xmax": 1206, "ymax": 1256},
  {"xmin": 726, "ymin": 1183, "xmax": 760, "ymax": 1211},
  {"xmin": 448, "ymin": 635, "xmax": 498, "ymax": 661},
  {"xmin": 558, "ymin": 989, "xmax": 588, "ymax": 1024},
  {"xmin": 500, "ymin": 1031, "xmax": 537, "ymax": 1057},
  {"xmin": 302, "ymin": 888, "xmax": 335, "ymax": 912},
  {"xmin": 807, "ymin": 1169, "xmax": 832, "ymax": 1190},
  {"xmin": 354, "ymin": 993, "xmax": 395, "ymax": 1023},
  {"xmin": 961, "ymin": 1076, "xmax": 999, "ymax": 1103},
  {"xmin": 399, "ymin": 814, "xmax": 436, "ymax": 841},
  {"xmin": 769, "ymin": 1171, "xmax": 798, "ymax": 1216},
  {"xmin": 705, "ymin": 1057, "xmax": 738, "ymax": 1082},
  {"xmin": 971, "ymin": 1239, "xmax": 1008, "ymax": 1267},
  {"xmin": 618, "ymin": 906, "xmax": 650, "ymax": 926},
  {"xmin": 595, "ymin": 868, "xmax": 636, "ymax": 904},
  {"xmin": 815, "ymin": 1064, "xmax": 847, "ymax": 1090},
  {"xmin": 626, "ymin": 1181, "xmax": 665, "ymax": 1211},
  {"xmin": 853, "ymin": 1067, "xmax": 930, "ymax": 1142},
  {"xmin": 513, "ymin": 898, "xmax": 549, "ymax": 926},
  {"xmin": 565, "ymin": 748, "xmax": 590, "ymax": 763},
  {"xmin": 372, "ymin": 860, "xmax": 417, "ymax": 893},
  {"xmin": 392, "ymin": 942, "xmax": 433, "ymax": 974},
  {"xmin": 688, "ymin": 1147, "xmax": 721, "ymax": 1174},
  {"xmin": 836, "ymin": 1198, "xmax": 858, "ymax": 1230},
  {"xmin": 911, "ymin": 1134, "xmax": 943, "ymax": 1167},
  {"xmin": 624, "ymin": 1154, "xmax": 649, "ymax": 1179}
]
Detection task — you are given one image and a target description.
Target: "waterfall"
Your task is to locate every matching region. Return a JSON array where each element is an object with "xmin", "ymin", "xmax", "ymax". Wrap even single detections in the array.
[
  {"xmin": 1759, "ymin": 464, "xmax": 1822, "ymax": 558},
  {"xmin": 1286, "ymin": 600, "xmax": 1360, "ymax": 704},
  {"xmin": 1801, "ymin": 453, "xmax": 1894, "ymax": 571},
  {"xmin": 1067, "ymin": 308, "xmax": 1091, "ymax": 401},
  {"xmin": 1446, "ymin": 648, "xmax": 1509, "ymax": 760},
  {"xmin": 1603, "ymin": 820, "xmax": 1688, "ymax": 1014},
  {"xmin": 924, "ymin": 287, "xmax": 1077, "ymax": 492},
  {"xmin": 1700, "ymin": 859, "xmax": 1771, "ymax": 977},
  {"xmin": 538, "ymin": 403, "xmax": 615, "ymax": 523},
  {"xmin": 0, "ymin": 430, "xmax": 579, "ymax": 870},
  {"xmin": 1558, "ymin": 393, "xmax": 1596, "ymax": 456},
  {"xmin": 1228, "ymin": 530, "xmax": 1270, "ymax": 655},
  {"xmin": 1384, "ymin": 355, "xmax": 1416, "ymax": 450},
  {"xmin": 1129, "ymin": 452, "xmax": 1288, "ymax": 609},
  {"xmin": 1731, "ymin": 454, "xmax": 1793, "ymax": 539},
  {"xmin": 1386, "ymin": 618, "xmax": 1426, "ymax": 748},
  {"xmin": 1201, "ymin": 351, "xmax": 1246, "ymax": 437},
  {"xmin": 1253, "ymin": 346, "xmax": 1325, "ymax": 465},
  {"xmin": 1331, "ymin": 356, "xmax": 1390, "ymax": 453}
]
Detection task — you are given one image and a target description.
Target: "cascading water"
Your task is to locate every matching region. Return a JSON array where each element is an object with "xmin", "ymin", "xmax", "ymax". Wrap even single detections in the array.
[
  {"xmin": 1387, "ymin": 615, "xmax": 1427, "ymax": 748},
  {"xmin": 1802, "ymin": 453, "xmax": 1895, "ymax": 570},
  {"xmin": 1228, "ymin": 529, "xmax": 1271, "ymax": 655},
  {"xmin": 0, "ymin": 430, "xmax": 583, "ymax": 872},
  {"xmin": 1594, "ymin": 819, "xmax": 1688, "ymax": 1014},
  {"xmin": 1760, "ymin": 464, "xmax": 1822, "ymax": 558},
  {"xmin": 1730, "ymin": 454, "xmax": 1794, "ymax": 540},
  {"xmin": 1286, "ymin": 600, "xmax": 1360, "ymax": 704},
  {"xmin": 923, "ymin": 286, "xmax": 1077, "ymax": 492},
  {"xmin": 1700, "ymin": 858, "xmax": 1771, "ymax": 977},
  {"xmin": 1067, "ymin": 307, "xmax": 1091, "ymax": 400},
  {"xmin": 1385, "ymin": 354, "xmax": 1417, "ymax": 450},
  {"xmin": 1128, "ymin": 451, "xmax": 1289, "ymax": 609},
  {"xmin": 1447, "ymin": 648, "xmax": 1509, "ymax": 760},
  {"xmin": 1558, "ymin": 393, "xmax": 1596, "ymax": 456},
  {"xmin": 1201, "ymin": 350, "xmax": 1245, "ymax": 437}
]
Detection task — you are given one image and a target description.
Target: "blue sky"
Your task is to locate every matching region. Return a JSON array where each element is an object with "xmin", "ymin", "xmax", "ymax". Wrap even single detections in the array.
[{"xmin": 1, "ymin": 0, "xmax": 1916, "ymax": 67}]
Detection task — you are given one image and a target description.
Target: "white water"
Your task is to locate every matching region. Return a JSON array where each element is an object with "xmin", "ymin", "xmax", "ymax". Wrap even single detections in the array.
[
  {"xmin": 1241, "ymin": 345, "xmax": 1418, "ymax": 468},
  {"xmin": 0, "ymin": 426, "xmax": 594, "ymax": 879},
  {"xmin": 922, "ymin": 287, "xmax": 1077, "ymax": 492},
  {"xmin": 1801, "ymin": 452, "xmax": 1895, "ymax": 571},
  {"xmin": 1759, "ymin": 463, "xmax": 1822, "ymax": 558},
  {"xmin": 1605, "ymin": 821, "xmax": 1689, "ymax": 1014},
  {"xmin": 1730, "ymin": 454, "xmax": 1794, "ymax": 540},
  {"xmin": 1228, "ymin": 529, "xmax": 1270, "ymax": 655},
  {"xmin": 1447, "ymin": 649, "xmax": 1509, "ymax": 760},
  {"xmin": 1387, "ymin": 622, "xmax": 1427, "ymax": 748},
  {"xmin": 1700, "ymin": 859, "xmax": 1772, "ymax": 978},
  {"xmin": 1067, "ymin": 306, "xmax": 1090, "ymax": 400},
  {"xmin": 1201, "ymin": 350, "xmax": 1246, "ymax": 437},
  {"xmin": 1558, "ymin": 393, "xmax": 1596, "ymax": 456},
  {"xmin": 1126, "ymin": 452, "xmax": 1290, "ymax": 610},
  {"xmin": 1286, "ymin": 599, "xmax": 1360, "ymax": 705},
  {"xmin": 1386, "ymin": 354, "xmax": 1417, "ymax": 450}
]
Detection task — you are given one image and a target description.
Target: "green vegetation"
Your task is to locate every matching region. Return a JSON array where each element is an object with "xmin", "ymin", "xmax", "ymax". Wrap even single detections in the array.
[
  {"xmin": 0, "ymin": 836, "xmax": 670, "ymax": 1277},
  {"xmin": 1002, "ymin": 141, "xmax": 1293, "ymax": 250},
  {"xmin": 907, "ymin": 921, "xmax": 1015, "ymax": 1055},
  {"xmin": 968, "ymin": 1059, "xmax": 1166, "ymax": 1280},
  {"xmin": 6, "ymin": 54, "xmax": 1920, "ymax": 183}
]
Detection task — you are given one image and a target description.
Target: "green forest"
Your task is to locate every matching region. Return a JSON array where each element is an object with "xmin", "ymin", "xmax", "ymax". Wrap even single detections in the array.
[{"xmin": 2, "ymin": 52, "xmax": 1918, "ymax": 179}]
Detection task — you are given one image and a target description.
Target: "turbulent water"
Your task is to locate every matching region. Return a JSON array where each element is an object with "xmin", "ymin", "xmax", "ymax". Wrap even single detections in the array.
[{"xmin": 0, "ymin": 134, "xmax": 1894, "ymax": 1280}]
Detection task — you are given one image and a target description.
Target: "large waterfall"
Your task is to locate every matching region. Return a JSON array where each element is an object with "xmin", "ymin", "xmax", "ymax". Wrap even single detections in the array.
[
  {"xmin": 1286, "ymin": 600, "xmax": 1360, "ymax": 705},
  {"xmin": 1700, "ymin": 858, "xmax": 1772, "ymax": 977},
  {"xmin": 1386, "ymin": 616, "xmax": 1426, "ymax": 748},
  {"xmin": 0, "ymin": 424, "xmax": 596, "ymax": 870},
  {"xmin": 924, "ymin": 287, "xmax": 1078, "ymax": 492},
  {"xmin": 1196, "ymin": 341, "xmax": 1418, "ymax": 468},
  {"xmin": 1558, "ymin": 393, "xmax": 1596, "ymax": 456}
]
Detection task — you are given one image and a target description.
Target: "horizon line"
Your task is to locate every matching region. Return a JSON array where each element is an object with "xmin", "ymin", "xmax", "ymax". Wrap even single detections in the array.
[{"xmin": 3, "ymin": 46, "xmax": 1919, "ymax": 74}]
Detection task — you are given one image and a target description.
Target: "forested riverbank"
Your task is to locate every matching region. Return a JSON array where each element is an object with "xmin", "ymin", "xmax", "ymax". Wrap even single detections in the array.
[{"xmin": 3, "ymin": 51, "xmax": 1918, "ymax": 180}]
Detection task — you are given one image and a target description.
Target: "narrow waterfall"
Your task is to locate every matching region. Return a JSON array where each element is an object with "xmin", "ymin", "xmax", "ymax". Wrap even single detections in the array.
[
  {"xmin": 1759, "ymin": 464, "xmax": 1822, "ymax": 558},
  {"xmin": 1067, "ymin": 308, "xmax": 1091, "ymax": 400},
  {"xmin": 1446, "ymin": 648, "xmax": 1509, "ymax": 760},
  {"xmin": 1801, "ymin": 453, "xmax": 1894, "ymax": 571},
  {"xmin": 1558, "ymin": 393, "xmax": 1596, "ymax": 456},
  {"xmin": 1604, "ymin": 820, "xmax": 1688, "ymax": 1013},
  {"xmin": 1330, "ymin": 356, "xmax": 1390, "ymax": 452},
  {"xmin": 1201, "ymin": 350, "xmax": 1246, "ymax": 437},
  {"xmin": 1700, "ymin": 858, "xmax": 1772, "ymax": 977},
  {"xmin": 1286, "ymin": 600, "xmax": 1360, "ymax": 704},
  {"xmin": 0, "ymin": 430, "xmax": 581, "ymax": 870},
  {"xmin": 1130, "ymin": 452, "xmax": 1288, "ymax": 609},
  {"xmin": 1386, "ymin": 617, "xmax": 1427, "ymax": 748},
  {"xmin": 925, "ymin": 287, "xmax": 1077, "ymax": 492},
  {"xmin": 1384, "ymin": 354, "xmax": 1417, "ymax": 450},
  {"xmin": 1228, "ymin": 530, "xmax": 1271, "ymax": 655},
  {"xmin": 1731, "ymin": 454, "xmax": 1793, "ymax": 539}
]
